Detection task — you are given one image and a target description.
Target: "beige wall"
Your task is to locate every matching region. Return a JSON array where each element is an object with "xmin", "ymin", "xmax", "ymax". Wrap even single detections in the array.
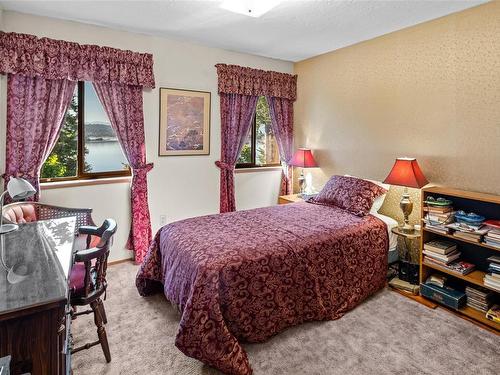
[
  {"xmin": 294, "ymin": 1, "xmax": 500, "ymax": 218},
  {"xmin": 0, "ymin": 11, "xmax": 292, "ymax": 261}
]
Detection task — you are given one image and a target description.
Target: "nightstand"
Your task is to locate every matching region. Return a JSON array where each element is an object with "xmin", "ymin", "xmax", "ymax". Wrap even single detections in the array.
[
  {"xmin": 391, "ymin": 227, "xmax": 421, "ymax": 285},
  {"xmin": 278, "ymin": 194, "xmax": 303, "ymax": 204}
]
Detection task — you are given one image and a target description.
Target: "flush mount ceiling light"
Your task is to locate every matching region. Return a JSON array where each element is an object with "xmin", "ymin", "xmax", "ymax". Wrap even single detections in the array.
[{"xmin": 220, "ymin": 0, "xmax": 282, "ymax": 18}]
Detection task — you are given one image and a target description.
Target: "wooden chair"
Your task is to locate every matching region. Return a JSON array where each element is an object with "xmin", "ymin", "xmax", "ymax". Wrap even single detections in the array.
[
  {"xmin": 69, "ymin": 219, "xmax": 117, "ymax": 363},
  {"xmin": 2, "ymin": 202, "xmax": 100, "ymax": 249},
  {"xmin": 2, "ymin": 202, "xmax": 95, "ymax": 231}
]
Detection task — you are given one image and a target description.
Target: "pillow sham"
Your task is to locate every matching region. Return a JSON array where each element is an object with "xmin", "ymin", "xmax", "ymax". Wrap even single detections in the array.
[
  {"xmin": 309, "ymin": 175, "xmax": 388, "ymax": 216},
  {"xmin": 344, "ymin": 175, "xmax": 389, "ymax": 214}
]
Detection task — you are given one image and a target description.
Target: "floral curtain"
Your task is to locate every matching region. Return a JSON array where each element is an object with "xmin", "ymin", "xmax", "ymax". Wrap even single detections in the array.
[
  {"xmin": 0, "ymin": 31, "xmax": 155, "ymax": 263},
  {"xmin": 267, "ymin": 97, "xmax": 294, "ymax": 195},
  {"xmin": 93, "ymin": 82, "xmax": 153, "ymax": 263},
  {"xmin": 216, "ymin": 93, "xmax": 258, "ymax": 213},
  {"xmin": 216, "ymin": 63, "xmax": 296, "ymax": 100},
  {"xmin": 215, "ymin": 64, "xmax": 297, "ymax": 207},
  {"xmin": 3, "ymin": 74, "xmax": 76, "ymax": 201},
  {"xmin": 0, "ymin": 32, "xmax": 155, "ymax": 88}
]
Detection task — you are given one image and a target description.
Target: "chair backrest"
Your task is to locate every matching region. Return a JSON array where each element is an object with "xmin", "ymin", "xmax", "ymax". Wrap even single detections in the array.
[
  {"xmin": 2, "ymin": 202, "xmax": 95, "ymax": 234},
  {"xmin": 73, "ymin": 219, "xmax": 117, "ymax": 304}
]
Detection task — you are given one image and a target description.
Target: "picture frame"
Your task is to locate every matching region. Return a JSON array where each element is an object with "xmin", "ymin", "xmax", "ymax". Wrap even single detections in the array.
[{"xmin": 159, "ymin": 87, "xmax": 211, "ymax": 156}]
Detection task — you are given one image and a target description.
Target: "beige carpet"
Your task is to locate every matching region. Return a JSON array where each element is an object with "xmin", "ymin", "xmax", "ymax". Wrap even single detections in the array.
[{"xmin": 72, "ymin": 262, "xmax": 499, "ymax": 375}]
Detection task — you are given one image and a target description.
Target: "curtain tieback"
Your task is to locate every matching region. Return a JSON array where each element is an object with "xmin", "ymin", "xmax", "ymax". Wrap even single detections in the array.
[
  {"xmin": 215, "ymin": 161, "xmax": 234, "ymax": 171},
  {"xmin": 133, "ymin": 163, "xmax": 154, "ymax": 175}
]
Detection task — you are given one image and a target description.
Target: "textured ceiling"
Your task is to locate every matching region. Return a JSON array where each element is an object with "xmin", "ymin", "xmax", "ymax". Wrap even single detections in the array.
[{"xmin": 0, "ymin": 0, "xmax": 488, "ymax": 61}]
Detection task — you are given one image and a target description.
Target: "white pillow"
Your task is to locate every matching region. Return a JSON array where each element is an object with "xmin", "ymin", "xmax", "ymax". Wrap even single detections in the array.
[{"xmin": 344, "ymin": 175, "xmax": 389, "ymax": 214}]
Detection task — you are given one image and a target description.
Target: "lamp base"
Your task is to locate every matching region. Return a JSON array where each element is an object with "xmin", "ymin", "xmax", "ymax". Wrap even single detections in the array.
[
  {"xmin": 399, "ymin": 222, "xmax": 415, "ymax": 234},
  {"xmin": 0, "ymin": 223, "xmax": 19, "ymax": 235}
]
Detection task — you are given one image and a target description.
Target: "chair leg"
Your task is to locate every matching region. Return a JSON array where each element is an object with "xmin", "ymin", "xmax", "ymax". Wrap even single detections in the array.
[
  {"xmin": 98, "ymin": 299, "xmax": 108, "ymax": 325},
  {"xmin": 91, "ymin": 300, "xmax": 111, "ymax": 363}
]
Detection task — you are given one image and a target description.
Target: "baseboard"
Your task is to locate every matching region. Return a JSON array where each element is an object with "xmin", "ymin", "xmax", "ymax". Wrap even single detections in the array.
[{"xmin": 108, "ymin": 258, "xmax": 135, "ymax": 266}]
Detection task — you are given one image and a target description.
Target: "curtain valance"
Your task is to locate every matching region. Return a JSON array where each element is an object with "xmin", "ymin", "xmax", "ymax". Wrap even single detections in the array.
[
  {"xmin": 215, "ymin": 63, "xmax": 297, "ymax": 101},
  {"xmin": 0, "ymin": 31, "xmax": 155, "ymax": 88}
]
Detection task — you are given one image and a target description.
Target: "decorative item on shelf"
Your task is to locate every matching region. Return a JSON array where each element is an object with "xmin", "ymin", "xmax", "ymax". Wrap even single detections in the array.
[
  {"xmin": 384, "ymin": 157, "xmax": 429, "ymax": 234},
  {"xmin": 289, "ymin": 148, "xmax": 318, "ymax": 197},
  {"xmin": 0, "ymin": 177, "xmax": 37, "ymax": 234}
]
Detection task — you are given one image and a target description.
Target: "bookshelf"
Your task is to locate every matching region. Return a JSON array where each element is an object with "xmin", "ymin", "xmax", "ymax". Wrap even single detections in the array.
[{"xmin": 420, "ymin": 186, "xmax": 500, "ymax": 332}]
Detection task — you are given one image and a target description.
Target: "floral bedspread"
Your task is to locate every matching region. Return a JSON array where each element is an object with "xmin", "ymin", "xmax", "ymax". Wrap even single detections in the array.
[{"xmin": 136, "ymin": 202, "xmax": 388, "ymax": 375}]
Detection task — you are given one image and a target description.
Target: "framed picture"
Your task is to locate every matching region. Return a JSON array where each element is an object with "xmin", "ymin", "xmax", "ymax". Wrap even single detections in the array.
[{"xmin": 159, "ymin": 88, "xmax": 211, "ymax": 156}]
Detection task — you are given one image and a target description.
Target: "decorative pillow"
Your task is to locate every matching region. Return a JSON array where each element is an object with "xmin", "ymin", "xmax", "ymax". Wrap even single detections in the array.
[
  {"xmin": 344, "ymin": 175, "xmax": 389, "ymax": 214},
  {"xmin": 309, "ymin": 175, "xmax": 388, "ymax": 216}
]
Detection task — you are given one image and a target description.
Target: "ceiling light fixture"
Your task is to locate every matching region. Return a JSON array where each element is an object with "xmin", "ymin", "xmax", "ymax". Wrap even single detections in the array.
[{"xmin": 220, "ymin": 0, "xmax": 282, "ymax": 18}]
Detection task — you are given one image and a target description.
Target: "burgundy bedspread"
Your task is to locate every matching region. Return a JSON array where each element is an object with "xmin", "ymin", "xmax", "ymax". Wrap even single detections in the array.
[{"xmin": 136, "ymin": 202, "xmax": 388, "ymax": 375}]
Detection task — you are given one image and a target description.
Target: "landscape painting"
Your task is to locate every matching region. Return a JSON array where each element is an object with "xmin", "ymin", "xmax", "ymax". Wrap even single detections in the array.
[{"xmin": 159, "ymin": 88, "xmax": 210, "ymax": 156}]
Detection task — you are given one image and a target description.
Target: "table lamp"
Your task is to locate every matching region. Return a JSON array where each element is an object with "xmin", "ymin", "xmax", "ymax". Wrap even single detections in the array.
[
  {"xmin": 0, "ymin": 177, "xmax": 37, "ymax": 234},
  {"xmin": 383, "ymin": 157, "xmax": 428, "ymax": 233},
  {"xmin": 290, "ymin": 148, "xmax": 318, "ymax": 196}
]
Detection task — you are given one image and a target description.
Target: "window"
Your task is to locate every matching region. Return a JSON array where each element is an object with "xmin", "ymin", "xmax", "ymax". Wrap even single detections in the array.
[
  {"xmin": 41, "ymin": 82, "xmax": 130, "ymax": 182},
  {"xmin": 236, "ymin": 96, "xmax": 280, "ymax": 168}
]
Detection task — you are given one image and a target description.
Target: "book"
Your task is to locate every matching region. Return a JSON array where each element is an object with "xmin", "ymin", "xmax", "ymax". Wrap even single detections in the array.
[
  {"xmin": 423, "ymin": 257, "xmax": 476, "ymax": 275},
  {"xmin": 484, "ymin": 219, "xmax": 500, "ymax": 229},
  {"xmin": 425, "ymin": 206, "xmax": 453, "ymax": 214},
  {"xmin": 485, "ymin": 231, "xmax": 500, "ymax": 240},
  {"xmin": 424, "ymin": 222, "xmax": 449, "ymax": 234},
  {"xmin": 465, "ymin": 285, "xmax": 493, "ymax": 300},
  {"xmin": 422, "ymin": 249, "xmax": 461, "ymax": 264},
  {"xmin": 486, "ymin": 305, "xmax": 500, "ymax": 324},
  {"xmin": 423, "ymin": 240, "xmax": 457, "ymax": 255},
  {"xmin": 446, "ymin": 222, "xmax": 489, "ymax": 235},
  {"xmin": 487, "ymin": 255, "xmax": 500, "ymax": 264},
  {"xmin": 483, "ymin": 279, "xmax": 500, "ymax": 292},
  {"xmin": 484, "ymin": 273, "xmax": 500, "ymax": 283},
  {"xmin": 489, "ymin": 262, "xmax": 500, "ymax": 272},
  {"xmin": 453, "ymin": 231, "xmax": 482, "ymax": 242}
]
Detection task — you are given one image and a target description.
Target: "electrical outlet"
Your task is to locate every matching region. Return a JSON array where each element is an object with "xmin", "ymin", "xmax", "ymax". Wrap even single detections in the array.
[{"xmin": 160, "ymin": 215, "xmax": 167, "ymax": 226}]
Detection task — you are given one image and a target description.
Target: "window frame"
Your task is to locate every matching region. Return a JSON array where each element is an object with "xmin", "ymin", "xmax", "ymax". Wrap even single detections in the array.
[
  {"xmin": 235, "ymin": 102, "xmax": 281, "ymax": 169},
  {"xmin": 41, "ymin": 81, "xmax": 131, "ymax": 183}
]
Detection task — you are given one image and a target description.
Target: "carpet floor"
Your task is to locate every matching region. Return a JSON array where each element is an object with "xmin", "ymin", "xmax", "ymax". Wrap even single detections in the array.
[{"xmin": 72, "ymin": 262, "xmax": 499, "ymax": 375}]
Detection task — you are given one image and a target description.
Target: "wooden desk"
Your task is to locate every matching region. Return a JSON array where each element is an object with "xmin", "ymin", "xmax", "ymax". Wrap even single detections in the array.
[{"xmin": 0, "ymin": 217, "xmax": 76, "ymax": 375}]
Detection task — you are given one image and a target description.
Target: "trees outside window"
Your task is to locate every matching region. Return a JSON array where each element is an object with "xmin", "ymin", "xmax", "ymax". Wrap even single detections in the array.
[{"xmin": 237, "ymin": 96, "xmax": 280, "ymax": 168}]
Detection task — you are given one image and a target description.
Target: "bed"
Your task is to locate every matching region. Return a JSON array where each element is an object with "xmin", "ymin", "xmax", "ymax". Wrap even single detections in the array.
[{"xmin": 136, "ymin": 176, "xmax": 393, "ymax": 375}]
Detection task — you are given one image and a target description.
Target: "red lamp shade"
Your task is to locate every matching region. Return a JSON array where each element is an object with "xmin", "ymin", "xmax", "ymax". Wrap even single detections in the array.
[
  {"xmin": 383, "ymin": 157, "xmax": 429, "ymax": 189},
  {"xmin": 290, "ymin": 148, "xmax": 318, "ymax": 168}
]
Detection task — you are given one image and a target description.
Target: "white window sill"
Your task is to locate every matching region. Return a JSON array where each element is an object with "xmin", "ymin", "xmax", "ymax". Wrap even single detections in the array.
[
  {"xmin": 234, "ymin": 166, "xmax": 282, "ymax": 173},
  {"xmin": 40, "ymin": 176, "xmax": 131, "ymax": 190}
]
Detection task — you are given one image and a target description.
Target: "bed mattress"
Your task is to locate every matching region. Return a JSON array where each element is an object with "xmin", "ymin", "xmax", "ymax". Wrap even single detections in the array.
[{"xmin": 372, "ymin": 212, "xmax": 399, "ymax": 263}]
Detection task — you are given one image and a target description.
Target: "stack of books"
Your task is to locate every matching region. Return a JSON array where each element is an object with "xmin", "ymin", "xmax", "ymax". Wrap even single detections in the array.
[
  {"xmin": 424, "ymin": 205, "xmax": 454, "ymax": 234},
  {"xmin": 423, "ymin": 240, "xmax": 476, "ymax": 275},
  {"xmin": 446, "ymin": 222, "xmax": 488, "ymax": 243},
  {"xmin": 483, "ymin": 220, "xmax": 500, "ymax": 248},
  {"xmin": 465, "ymin": 285, "xmax": 493, "ymax": 313},
  {"xmin": 486, "ymin": 305, "xmax": 500, "ymax": 324},
  {"xmin": 483, "ymin": 256, "xmax": 500, "ymax": 292}
]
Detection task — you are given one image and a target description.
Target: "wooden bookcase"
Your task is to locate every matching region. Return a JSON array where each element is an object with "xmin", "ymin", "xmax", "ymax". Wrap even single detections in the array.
[{"xmin": 419, "ymin": 186, "xmax": 500, "ymax": 332}]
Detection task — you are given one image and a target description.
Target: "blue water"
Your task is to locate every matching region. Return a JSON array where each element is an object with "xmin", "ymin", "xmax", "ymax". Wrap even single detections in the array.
[{"xmin": 86, "ymin": 141, "xmax": 129, "ymax": 172}]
